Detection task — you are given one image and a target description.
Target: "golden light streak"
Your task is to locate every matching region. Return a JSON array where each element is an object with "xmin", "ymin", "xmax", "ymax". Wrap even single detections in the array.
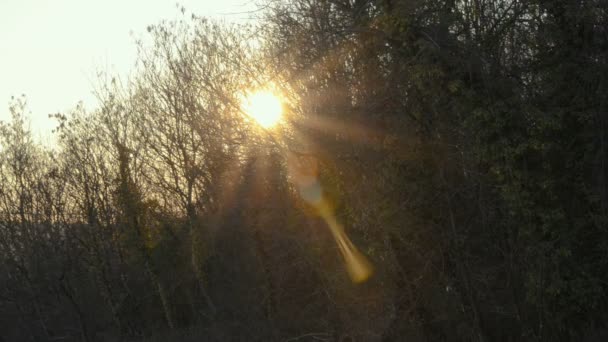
[
  {"xmin": 318, "ymin": 202, "xmax": 374, "ymax": 283},
  {"xmin": 287, "ymin": 154, "xmax": 374, "ymax": 283}
]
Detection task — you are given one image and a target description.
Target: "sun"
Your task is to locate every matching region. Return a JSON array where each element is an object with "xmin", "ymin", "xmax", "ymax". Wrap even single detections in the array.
[{"xmin": 242, "ymin": 91, "xmax": 283, "ymax": 128}]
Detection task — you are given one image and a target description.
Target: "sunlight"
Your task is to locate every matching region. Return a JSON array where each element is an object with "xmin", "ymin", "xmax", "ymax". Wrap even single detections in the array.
[{"xmin": 242, "ymin": 91, "xmax": 283, "ymax": 128}]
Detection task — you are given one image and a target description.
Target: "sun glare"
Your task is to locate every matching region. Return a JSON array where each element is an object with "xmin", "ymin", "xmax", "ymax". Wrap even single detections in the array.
[{"xmin": 242, "ymin": 91, "xmax": 283, "ymax": 128}]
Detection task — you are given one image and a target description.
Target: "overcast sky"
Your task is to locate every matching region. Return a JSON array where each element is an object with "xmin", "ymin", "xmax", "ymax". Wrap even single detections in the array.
[{"xmin": 0, "ymin": 0, "xmax": 256, "ymax": 141}]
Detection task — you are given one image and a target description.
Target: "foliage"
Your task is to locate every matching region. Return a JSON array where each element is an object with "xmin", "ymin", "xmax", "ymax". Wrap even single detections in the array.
[{"xmin": 1, "ymin": 1, "xmax": 607, "ymax": 341}]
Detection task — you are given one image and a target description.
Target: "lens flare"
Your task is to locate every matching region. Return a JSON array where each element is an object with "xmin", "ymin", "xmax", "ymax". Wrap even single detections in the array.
[
  {"xmin": 242, "ymin": 91, "xmax": 282, "ymax": 128},
  {"xmin": 288, "ymin": 154, "xmax": 374, "ymax": 283},
  {"xmin": 318, "ymin": 202, "xmax": 374, "ymax": 283}
]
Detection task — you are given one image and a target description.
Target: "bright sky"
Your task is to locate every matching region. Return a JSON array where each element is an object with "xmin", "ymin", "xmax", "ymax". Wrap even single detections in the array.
[{"xmin": 0, "ymin": 0, "xmax": 256, "ymax": 142}]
